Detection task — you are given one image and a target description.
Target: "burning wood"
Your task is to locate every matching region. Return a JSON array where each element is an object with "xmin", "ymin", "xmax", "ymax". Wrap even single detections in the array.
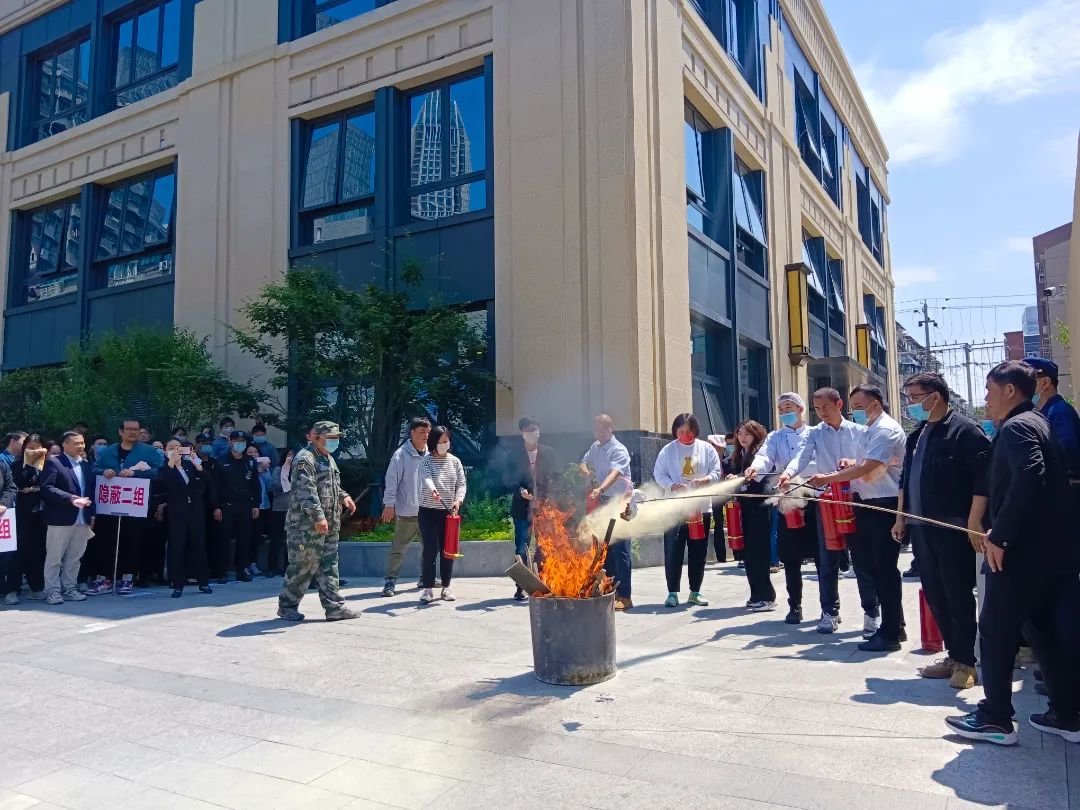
[{"xmin": 509, "ymin": 501, "xmax": 617, "ymax": 599}]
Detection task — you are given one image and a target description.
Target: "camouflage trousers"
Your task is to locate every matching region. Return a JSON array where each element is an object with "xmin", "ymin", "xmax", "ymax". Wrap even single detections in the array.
[{"xmin": 277, "ymin": 531, "xmax": 345, "ymax": 614}]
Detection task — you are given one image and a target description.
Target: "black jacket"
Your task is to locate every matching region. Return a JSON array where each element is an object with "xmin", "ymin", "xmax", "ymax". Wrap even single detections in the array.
[
  {"xmin": 504, "ymin": 442, "xmax": 560, "ymax": 520},
  {"xmin": 160, "ymin": 461, "xmax": 209, "ymax": 520},
  {"xmin": 900, "ymin": 409, "xmax": 990, "ymax": 522},
  {"xmin": 10, "ymin": 459, "xmax": 42, "ymax": 515},
  {"xmin": 0, "ymin": 459, "xmax": 16, "ymax": 511},
  {"xmin": 210, "ymin": 454, "xmax": 261, "ymax": 509},
  {"xmin": 39, "ymin": 454, "xmax": 95, "ymax": 526},
  {"xmin": 986, "ymin": 401, "xmax": 1071, "ymax": 572}
]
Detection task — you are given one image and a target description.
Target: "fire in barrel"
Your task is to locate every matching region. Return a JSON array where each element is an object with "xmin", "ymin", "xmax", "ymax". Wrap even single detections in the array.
[{"xmin": 506, "ymin": 502, "xmax": 617, "ymax": 686}]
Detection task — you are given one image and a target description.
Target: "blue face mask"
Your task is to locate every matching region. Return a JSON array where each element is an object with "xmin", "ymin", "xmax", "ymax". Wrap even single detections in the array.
[
  {"xmin": 254, "ymin": 436, "xmax": 267, "ymax": 444},
  {"xmin": 981, "ymin": 420, "xmax": 997, "ymax": 439},
  {"xmin": 324, "ymin": 438, "xmax": 340, "ymax": 454},
  {"xmin": 232, "ymin": 442, "xmax": 247, "ymax": 454},
  {"xmin": 851, "ymin": 409, "xmax": 868, "ymax": 425},
  {"xmin": 907, "ymin": 403, "xmax": 930, "ymax": 422},
  {"xmin": 779, "ymin": 412, "xmax": 798, "ymax": 428},
  {"xmin": 1032, "ymin": 393, "xmax": 1042, "ymax": 407}
]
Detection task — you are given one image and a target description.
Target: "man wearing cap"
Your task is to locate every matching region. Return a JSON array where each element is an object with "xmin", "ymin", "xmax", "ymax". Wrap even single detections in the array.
[
  {"xmin": 746, "ymin": 392, "xmax": 820, "ymax": 624},
  {"xmin": 209, "ymin": 430, "xmax": 261, "ymax": 582},
  {"xmin": 1025, "ymin": 358, "xmax": 1080, "ymax": 479},
  {"xmin": 278, "ymin": 421, "xmax": 359, "ymax": 621}
]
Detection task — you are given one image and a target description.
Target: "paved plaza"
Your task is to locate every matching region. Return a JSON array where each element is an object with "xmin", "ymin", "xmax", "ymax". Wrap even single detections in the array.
[{"xmin": 0, "ymin": 556, "xmax": 1074, "ymax": 810}]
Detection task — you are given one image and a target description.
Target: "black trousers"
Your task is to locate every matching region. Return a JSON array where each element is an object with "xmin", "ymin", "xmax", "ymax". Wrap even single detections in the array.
[
  {"xmin": 742, "ymin": 504, "xmax": 775, "ymax": 603},
  {"xmin": 7, "ymin": 509, "xmax": 46, "ymax": 593},
  {"xmin": 140, "ymin": 520, "xmax": 167, "ymax": 584},
  {"xmin": 815, "ymin": 508, "xmax": 843, "ymax": 616},
  {"xmin": 711, "ymin": 499, "xmax": 728, "ymax": 562},
  {"xmin": 216, "ymin": 505, "xmax": 253, "ymax": 577},
  {"xmin": 851, "ymin": 497, "xmax": 905, "ymax": 638},
  {"xmin": 167, "ymin": 510, "xmax": 208, "ymax": 588},
  {"xmin": 777, "ymin": 502, "xmax": 820, "ymax": 609},
  {"xmin": 664, "ymin": 514, "xmax": 711, "ymax": 593},
  {"xmin": 978, "ymin": 569, "xmax": 1078, "ymax": 726},
  {"xmin": 93, "ymin": 515, "xmax": 145, "ymax": 580},
  {"xmin": 846, "ymin": 503, "xmax": 881, "ymax": 621},
  {"xmin": 249, "ymin": 510, "xmax": 271, "ymax": 567},
  {"xmin": 418, "ymin": 507, "xmax": 455, "ymax": 588},
  {"xmin": 267, "ymin": 511, "xmax": 287, "ymax": 575},
  {"xmin": 912, "ymin": 524, "xmax": 976, "ymax": 667}
]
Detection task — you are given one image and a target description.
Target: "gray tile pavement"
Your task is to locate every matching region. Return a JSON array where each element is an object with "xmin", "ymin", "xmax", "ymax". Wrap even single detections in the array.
[{"xmin": 0, "ymin": 558, "xmax": 1072, "ymax": 809}]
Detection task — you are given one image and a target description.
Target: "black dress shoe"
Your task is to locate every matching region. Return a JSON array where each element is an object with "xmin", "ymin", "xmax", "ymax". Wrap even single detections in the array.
[
  {"xmin": 858, "ymin": 634, "xmax": 901, "ymax": 653},
  {"xmin": 514, "ymin": 588, "xmax": 527, "ymax": 602},
  {"xmin": 236, "ymin": 572, "xmax": 253, "ymax": 583},
  {"xmin": 785, "ymin": 607, "xmax": 803, "ymax": 624},
  {"xmin": 199, "ymin": 585, "xmax": 214, "ymax": 594},
  {"xmin": 171, "ymin": 588, "xmax": 183, "ymax": 598},
  {"xmin": 339, "ymin": 578, "xmax": 349, "ymax": 587}
]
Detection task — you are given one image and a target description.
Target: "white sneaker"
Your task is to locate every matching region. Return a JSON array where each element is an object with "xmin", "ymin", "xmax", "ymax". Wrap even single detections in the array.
[
  {"xmin": 749, "ymin": 600, "xmax": 776, "ymax": 612},
  {"xmin": 46, "ymin": 592, "xmax": 64, "ymax": 606},
  {"xmin": 63, "ymin": 590, "xmax": 87, "ymax": 602},
  {"xmin": 3, "ymin": 592, "xmax": 18, "ymax": 606},
  {"xmin": 420, "ymin": 588, "xmax": 435, "ymax": 603},
  {"xmin": 842, "ymin": 568, "xmax": 859, "ymax": 579},
  {"xmin": 817, "ymin": 612, "xmax": 839, "ymax": 634},
  {"xmin": 27, "ymin": 591, "xmax": 45, "ymax": 601},
  {"xmin": 248, "ymin": 563, "xmax": 262, "ymax": 577},
  {"xmin": 863, "ymin": 614, "xmax": 880, "ymax": 638},
  {"xmin": 441, "ymin": 588, "xmax": 456, "ymax": 602}
]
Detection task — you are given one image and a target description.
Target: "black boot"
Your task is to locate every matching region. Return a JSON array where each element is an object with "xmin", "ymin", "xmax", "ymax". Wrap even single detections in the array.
[{"xmin": 785, "ymin": 605, "xmax": 803, "ymax": 624}]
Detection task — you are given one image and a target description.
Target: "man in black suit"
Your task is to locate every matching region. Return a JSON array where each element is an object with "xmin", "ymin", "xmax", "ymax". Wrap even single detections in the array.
[
  {"xmin": 505, "ymin": 416, "xmax": 559, "ymax": 601},
  {"xmin": 945, "ymin": 361, "xmax": 1079, "ymax": 746},
  {"xmin": 39, "ymin": 431, "xmax": 95, "ymax": 606},
  {"xmin": 160, "ymin": 439, "xmax": 214, "ymax": 598}
]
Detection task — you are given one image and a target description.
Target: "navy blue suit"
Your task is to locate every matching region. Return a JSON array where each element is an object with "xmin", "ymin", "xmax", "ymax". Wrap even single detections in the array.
[
  {"xmin": 40, "ymin": 455, "xmax": 95, "ymax": 526},
  {"xmin": 39, "ymin": 454, "xmax": 95, "ymax": 598}
]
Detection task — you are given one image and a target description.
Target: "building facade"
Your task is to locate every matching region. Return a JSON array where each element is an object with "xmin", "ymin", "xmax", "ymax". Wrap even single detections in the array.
[
  {"xmin": 0, "ymin": 0, "xmax": 897, "ymax": 469},
  {"xmin": 1032, "ymin": 222, "xmax": 1073, "ymax": 399}
]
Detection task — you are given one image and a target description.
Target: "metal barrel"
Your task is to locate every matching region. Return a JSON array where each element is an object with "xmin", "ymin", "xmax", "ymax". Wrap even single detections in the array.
[{"xmin": 528, "ymin": 591, "xmax": 616, "ymax": 686}]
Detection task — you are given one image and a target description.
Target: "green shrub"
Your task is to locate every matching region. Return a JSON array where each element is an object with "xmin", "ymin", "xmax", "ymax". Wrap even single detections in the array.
[{"xmin": 344, "ymin": 492, "xmax": 512, "ymax": 542}]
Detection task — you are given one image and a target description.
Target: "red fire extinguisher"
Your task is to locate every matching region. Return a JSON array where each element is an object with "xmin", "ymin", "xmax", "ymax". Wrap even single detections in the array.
[
  {"xmin": 830, "ymin": 482, "xmax": 857, "ymax": 536},
  {"xmin": 585, "ymin": 489, "xmax": 600, "ymax": 513},
  {"xmin": 818, "ymin": 490, "xmax": 846, "ymax": 551},
  {"xmin": 724, "ymin": 501, "xmax": 744, "ymax": 551},
  {"xmin": 688, "ymin": 514, "xmax": 706, "ymax": 540},
  {"xmin": 443, "ymin": 513, "xmax": 463, "ymax": 560},
  {"xmin": 782, "ymin": 507, "xmax": 806, "ymax": 529},
  {"xmin": 919, "ymin": 588, "xmax": 944, "ymax": 653}
]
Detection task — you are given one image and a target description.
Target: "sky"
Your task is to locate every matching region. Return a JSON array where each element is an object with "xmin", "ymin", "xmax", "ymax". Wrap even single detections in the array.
[{"xmin": 822, "ymin": 0, "xmax": 1079, "ymax": 382}]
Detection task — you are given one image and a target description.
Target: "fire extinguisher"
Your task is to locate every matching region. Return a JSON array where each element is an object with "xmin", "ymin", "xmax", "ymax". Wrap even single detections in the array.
[
  {"xmin": 724, "ymin": 501, "xmax": 745, "ymax": 551},
  {"xmin": 782, "ymin": 507, "xmax": 806, "ymax": 530},
  {"xmin": 818, "ymin": 490, "xmax": 845, "ymax": 551},
  {"xmin": 830, "ymin": 482, "xmax": 857, "ymax": 536},
  {"xmin": 585, "ymin": 489, "xmax": 600, "ymax": 513},
  {"xmin": 688, "ymin": 514, "xmax": 706, "ymax": 540},
  {"xmin": 919, "ymin": 588, "xmax": 944, "ymax": 652},
  {"xmin": 443, "ymin": 512, "xmax": 463, "ymax": 560}
]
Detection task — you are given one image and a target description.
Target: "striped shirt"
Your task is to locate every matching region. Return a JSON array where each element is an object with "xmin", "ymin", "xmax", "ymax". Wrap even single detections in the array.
[{"xmin": 417, "ymin": 453, "xmax": 467, "ymax": 510}]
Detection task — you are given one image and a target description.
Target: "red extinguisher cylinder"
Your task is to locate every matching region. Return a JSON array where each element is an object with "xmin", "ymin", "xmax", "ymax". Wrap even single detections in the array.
[
  {"xmin": 830, "ymin": 482, "xmax": 857, "ymax": 536},
  {"xmin": 688, "ymin": 514, "xmax": 706, "ymax": 540},
  {"xmin": 783, "ymin": 508, "xmax": 806, "ymax": 529},
  {"xmin": 725, "ymin": 502, "xmax": 745, "ymax": 551},
  {"xmin": 443, "ymin": 514, "xmax": 463, "ymax": 560},
  {"xmin": 919, "ymin": 588, "xmax": 944, "ymax": 652}
]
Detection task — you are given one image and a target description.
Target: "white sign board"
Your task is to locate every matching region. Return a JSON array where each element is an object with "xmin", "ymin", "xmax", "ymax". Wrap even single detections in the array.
[
  {"xmin": 94, "ymin": 476, "xmax": 150, "ymax": 519},
  {"xmin": 0, "ymin": 510, "xmax": 16, "ymax": 554}
]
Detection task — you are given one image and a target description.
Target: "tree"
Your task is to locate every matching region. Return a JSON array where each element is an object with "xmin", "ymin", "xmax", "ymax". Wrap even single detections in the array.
[
  {"xmin": 0, "ymin": 328, "xmax": 268, "ymax": 438},
  {"xmin": 233, "ymin": 266, "xmax": 501, "ymax": 479}
]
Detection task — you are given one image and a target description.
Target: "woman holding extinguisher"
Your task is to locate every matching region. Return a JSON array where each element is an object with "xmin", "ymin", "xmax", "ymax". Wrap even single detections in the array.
[
  {"xmin": 725, "ymin": 420, "xmax": 775, "ymax": 611},
  {"xmin": 654, "ymin": 413, "xmax": 723, "ymax": 608},
  {"xmin": 417, "ymin": 425, "xmax": 467, "ymax": 604}
]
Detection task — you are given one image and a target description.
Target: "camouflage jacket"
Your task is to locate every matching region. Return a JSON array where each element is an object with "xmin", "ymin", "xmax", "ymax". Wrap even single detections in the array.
[{"xmin": 287, "ymin": 446, "xmax": 349, "ymax": 535}]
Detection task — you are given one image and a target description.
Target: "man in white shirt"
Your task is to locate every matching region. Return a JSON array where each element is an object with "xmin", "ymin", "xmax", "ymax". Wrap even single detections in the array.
[
  {"xmin": 581, "ymin": 414, "xmax": 634, "ymax": 609},
  {"xmin": 747, "ymin": 392, "xmax": 820, "ymax": 625},
  {"xmin": 809, "ymin": 385, "xmax": 907, "ymax": 652},
  {"xmin": 778, "ymin": 387, "xmax": 865, "ymax": 634}
]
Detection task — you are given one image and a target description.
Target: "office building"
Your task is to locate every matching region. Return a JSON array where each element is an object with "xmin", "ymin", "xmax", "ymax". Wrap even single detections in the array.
[
  {"xmin": 1003, "ymin": 330, "xmax": 1024, "ymax": 361},
  {"xmin": 0, "ymin": 0, "xmax": 897, "ymax": 468},
  {"xmin": 1033, "ymin": 223, "xmax": 1073, "ymax": 399}
]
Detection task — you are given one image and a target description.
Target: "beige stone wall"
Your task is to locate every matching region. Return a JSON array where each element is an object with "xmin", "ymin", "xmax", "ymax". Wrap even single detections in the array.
[
  {"xmin": 1069, "ymin": 135, "xmax": 1080, "ymax": 400},
  {"xmin": 0, "ymin": 0, "xmax": 897, "ymax": 434}
]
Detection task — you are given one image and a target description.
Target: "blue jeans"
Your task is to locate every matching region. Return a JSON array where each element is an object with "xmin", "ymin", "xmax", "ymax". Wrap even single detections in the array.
[
  {"xmin": 513, "ymin": 517, "xmax": 531, "ymax": 567},
  {"xmin": 604, "ymin": 537, "xmax": 632, "ymax": 597}
]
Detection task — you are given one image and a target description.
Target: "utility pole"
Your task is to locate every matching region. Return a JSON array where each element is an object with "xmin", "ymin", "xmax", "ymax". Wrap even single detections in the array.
[
  {"xmin": 962, "ymin": 343, "xmax": 974, "ymax": 416},
  {"xmin": 917, "ymin": 300, "xmax": 938, "ymax": 372}
]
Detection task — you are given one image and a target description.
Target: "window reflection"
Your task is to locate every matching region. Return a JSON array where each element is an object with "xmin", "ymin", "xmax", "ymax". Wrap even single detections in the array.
[
  {"xmin": 32, "ymin": 38, "xmax": 91, "ymax": 144},
  {"xmin": 112, "ymin": 0, "xmax": 181, "ymax": 109},
  {"xmin": 23, "ymin": 197, "xmax": 81, "ymax": 304}
]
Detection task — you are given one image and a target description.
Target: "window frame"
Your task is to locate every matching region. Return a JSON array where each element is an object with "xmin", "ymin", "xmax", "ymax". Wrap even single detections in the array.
[
  {"xmin": 13, "ymin": 195, "xmax": 84, "ymax": 307},
  {"xmin": 691, "ymin": 311, "xmax": 736, "ymax": 435},
  {"xmin": 91, "ymin": 164, "xmax": 177, "ymax": 291},
  {"xmin": 27, "ymin": 34, "xmax": 93, "ymax": 146},
  {"xmin": 302, "ymin": 0, "xmax": 397, "ymax": 36},
  {"xmin": 109, "ymin": 0, "xmax": 182, "ymax": 111},
  {"xmin": 404, "ymin": 70, "xmax": 489, "ymax": 225},
  {"xmin": 297, "ymin": 104, "xmax": 378, "ymax": 247}
]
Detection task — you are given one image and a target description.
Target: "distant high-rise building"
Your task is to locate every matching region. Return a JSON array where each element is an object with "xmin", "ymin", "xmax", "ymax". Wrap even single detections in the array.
[
  {"xmin": 409, "ymin": 89, "xmax": 473, "ymax": 220},
  {"xmin": 1032, "ymin": 224, "xmax": 1073, "ymax": 399},
  {"xmin": 1022, "ymin": 305, "xmax": 1042, "ymax": 359}
]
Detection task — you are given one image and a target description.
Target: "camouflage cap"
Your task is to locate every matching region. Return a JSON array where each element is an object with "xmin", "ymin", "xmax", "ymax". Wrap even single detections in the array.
[{"xmin": 312, "ymin": 420, "xmax": 341, "ymax": 436}]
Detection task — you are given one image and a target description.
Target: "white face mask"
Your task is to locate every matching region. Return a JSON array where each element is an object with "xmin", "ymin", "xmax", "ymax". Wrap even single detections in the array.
[
  {"xmin": 437, "ymin": 442, "xmax": 451, "ymax": 455},
  {"xmin": 522, "ymin": 430, "xmax": 540, "ymax": 445}
]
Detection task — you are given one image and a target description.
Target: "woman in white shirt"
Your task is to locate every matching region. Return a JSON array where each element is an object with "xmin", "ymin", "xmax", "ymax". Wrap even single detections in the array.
[
  {"xmin": 653, "ymin": 413, "xmax": 723, "ymax": 607},
  {"xmin": 417, "ymin": 426, "xmax": 467, "ymax": 604}
]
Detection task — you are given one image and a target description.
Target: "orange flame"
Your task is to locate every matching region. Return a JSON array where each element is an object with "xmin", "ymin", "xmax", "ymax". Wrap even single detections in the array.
[{"xmin": 532, "ymin": 500, "xmax": 612, "ymax": 598}]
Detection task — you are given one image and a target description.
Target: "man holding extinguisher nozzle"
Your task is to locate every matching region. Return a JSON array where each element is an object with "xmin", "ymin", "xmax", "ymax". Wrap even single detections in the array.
[
  {"xmin": 778, "ymin": 387, "xmax": 865, "ymax": 635},
  {"xmin": 807, "ymin": 384, "xmax": 907, "ymax": 653},
  {"xmin": 581, "ymin": 414, "xmax": 634, "ymax": 610}
]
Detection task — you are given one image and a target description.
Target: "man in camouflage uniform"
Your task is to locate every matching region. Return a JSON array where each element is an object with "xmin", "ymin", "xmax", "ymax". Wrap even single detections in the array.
[{"xmin": 276, "ymin": 421, "xmax": 360, "ymax": 622}]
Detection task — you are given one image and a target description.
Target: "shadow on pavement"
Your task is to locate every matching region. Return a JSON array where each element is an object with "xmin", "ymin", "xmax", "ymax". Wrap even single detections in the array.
[
  {"xmin": 456, "ymin": 597, "xmax": 527, "ymax": 613},
  {"xmin": 217, "ymin": 618, "xmax": 293, "ymax": 637}
]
